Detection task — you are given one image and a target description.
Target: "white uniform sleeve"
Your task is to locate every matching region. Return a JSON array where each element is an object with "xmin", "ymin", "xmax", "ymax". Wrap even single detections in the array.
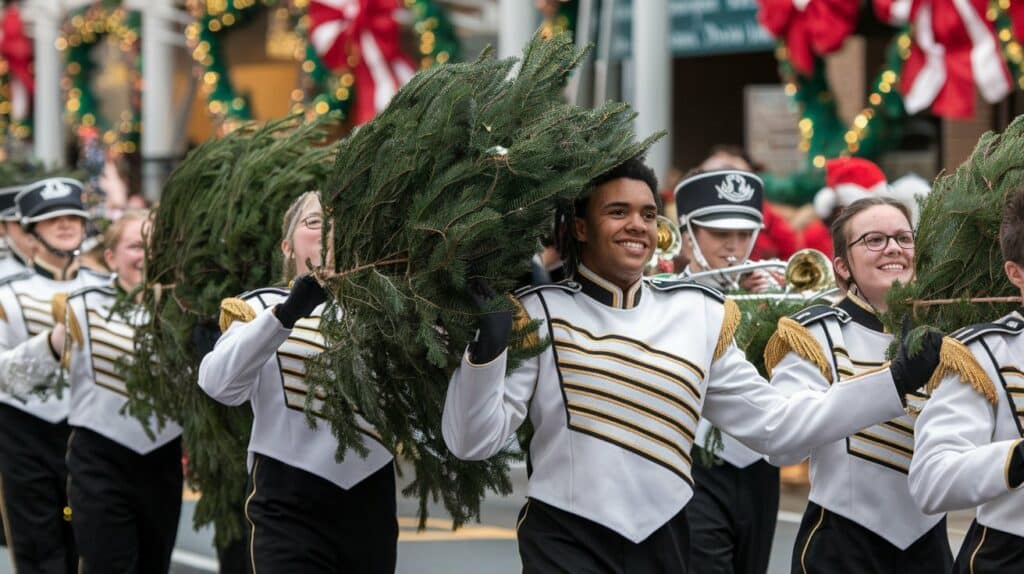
[
  {"xmin": 766, "ymin": 340, "xmax": 834, "ymax": 465},
  {"xmin": 703, "ymin": 342, "xmax": 905, "ymax": 456},
  {"xmin": 198, "ymin": 307, "xmax": 290, "ymax": 407},
  {"xmin": 442, "ymin": 346, "xmax": 540, "ymax": 461},
  {"xmin": 908, "ymin": 370, "xmax": 1021, "ymax": 514},
  {"xmin": 0, "ymin": 295, "xmax": 59, "ymax": 397}
]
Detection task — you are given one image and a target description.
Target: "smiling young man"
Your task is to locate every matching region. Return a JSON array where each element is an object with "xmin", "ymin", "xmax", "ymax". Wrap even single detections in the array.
[{"xmin": 442, "ymin": 156, "xmax": 944, "ymax": 573}]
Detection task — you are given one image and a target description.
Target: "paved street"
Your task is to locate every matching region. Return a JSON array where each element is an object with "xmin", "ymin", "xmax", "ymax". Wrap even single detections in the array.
[{"xmin": 0, "ymin": 462, "xmax": 974, "ymax": 573}]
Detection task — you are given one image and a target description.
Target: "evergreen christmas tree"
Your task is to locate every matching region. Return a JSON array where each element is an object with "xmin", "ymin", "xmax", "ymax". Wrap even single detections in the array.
[
  {"xmin": 119, "ymin": 115, "xmax": 341, "ymax": 546},
  {"xmin": 304, "ymin": 31, "xmax": 662, "ymax": 527},
  {"xmin": 883, "ymin": 114, "xmax": 1024, "ymax": 336}
]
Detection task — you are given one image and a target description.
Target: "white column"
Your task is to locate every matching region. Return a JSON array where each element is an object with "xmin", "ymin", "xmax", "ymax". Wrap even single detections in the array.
[
  {"xmin": 27, "ymin": 0, "xmax": 64, "ymax": 167},
  {"xmin": 632, "ymin": 0, "xmax": 671, "ymax": 180},
  {"xmin": 138, "ymin": 0, "xmax": 176, "ymax": 203},
  {"xmin": 499, "ymin": 0, "xmax": 536, "ymax": 59}
]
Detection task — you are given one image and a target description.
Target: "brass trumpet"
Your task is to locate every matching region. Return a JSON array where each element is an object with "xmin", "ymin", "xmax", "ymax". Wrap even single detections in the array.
[
  {"xmin": 646, "ymin": 215, "xmax": 683, "ymax": 270},
  {"xmin": 684, "ymin": 249, "xmax": 837, "ymax": 300}
]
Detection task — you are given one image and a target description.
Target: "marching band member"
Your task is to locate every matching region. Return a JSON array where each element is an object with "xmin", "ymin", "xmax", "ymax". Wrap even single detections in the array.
[
  {"xmin": 908, "ymin": 187, "xmax": 1024, "ymax": 572},
  {"xmin": 673, "ymin": 170, "xmax": 780, "ymax": 573},
  {"xmin": 0, "ymin": 178, "xmax": 108, "ymax": 573},
  {"xmin": 442, "ymin": 157, "xmax": 940, "ymax": 572},
  {"xmin": 198, "ymin": 191, "xmax": 397, "ymax": 573},
  {"xmin": 0, "ymin": 185, "xmax": 33, "ymax": 276},
  {"xmin": 766, "ymin": 196, "xmax": 951, "ymax": 573},
  {"xmin": 58, "ymin": 210, "xmax": 184, "ymax": 572}
]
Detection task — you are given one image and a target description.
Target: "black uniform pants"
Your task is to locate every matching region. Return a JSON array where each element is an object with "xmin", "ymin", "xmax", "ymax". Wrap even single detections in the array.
[
  {"xmin": 688, "ymin": 451, "xmax": 780, "ymax": 574},
  {"xmin": 792, "ymin": 501, "xmax": 953, "ymax": 574},
  {"xmin": 244, "ymin": 454, "xmax": 397, "ymax": 573},
  {"xmin": 66, "ymin": 427, "xmax": 183, "ymax": 574},
  {"xmin": 953, "ymin": 520, "xmax": 1024, "ymax": 574},
  {"xmin": 517, "ymin": 497, "xmax": 690, "ymax": 573},
  {"xmin": 0, "ymin": 404, "xmax": 76, "ymax": 574}
]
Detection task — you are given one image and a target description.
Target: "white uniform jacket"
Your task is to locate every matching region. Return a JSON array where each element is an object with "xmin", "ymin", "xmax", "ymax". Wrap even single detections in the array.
[
  {"xmin": 0, "ymin": 264, "xmax": 109, "ymax": 422},
  {"xmin": 62, "ymin": 284, "xmax": 181, "ymax": 454},
  {"xmin": 442, "ymin": 265, "xmax": 906, "ymax": 543},
  {"xmin": 766, "ymin": 294, "xmax": 941, "ymax": 549},
  {"xmin": 909, "ymin": 310, "xmax": 1024, "ymax": 538},
  {"xmin": 198, "ymin": 287, "xmax": 392, "ymax": 489}
]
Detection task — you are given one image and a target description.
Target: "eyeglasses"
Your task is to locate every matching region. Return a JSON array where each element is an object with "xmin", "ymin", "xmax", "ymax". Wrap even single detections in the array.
[
  {"xmin": 301, "ymin": 215, "xmax": 324, "ymax": 230},
  {"xmin": 848, "ymin": 231, "xmax": 915, "ymax": 251}
]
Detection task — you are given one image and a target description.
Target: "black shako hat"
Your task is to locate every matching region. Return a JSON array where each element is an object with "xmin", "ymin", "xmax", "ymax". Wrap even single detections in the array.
[
  {"xmin": 674, "ymin": 170, "xmax": 764, "ymax": 230},
  {"xmin": 15, "ymin": 178, "xmax": 88, "ymax": 226}
]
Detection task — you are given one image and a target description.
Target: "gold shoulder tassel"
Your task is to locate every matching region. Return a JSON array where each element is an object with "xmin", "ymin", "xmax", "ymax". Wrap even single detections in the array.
[
  {"xmin": 926, "ymin": 337, "xmax": 997, "ymax": 404},
  {"xmin": 510, "ymin": 295, "xmax": 539, "ymax": 350},
  {"xmin": 713, "ymin": 299, "xmax": 742, "ymax": 361},
  {"xmin": 763, "ymin": 316, "xmax": 832, "ymax": 381},
  {"xmin": 50, "ymin": 293, "xmax": 84, "ymax": 347},
  {"xmin": 0, "ymin": 302, "xmax": 6, "ymax": 322},
  {"xmin": 219, "ymin": 297, "xmax": 256, "ymax": 332}
]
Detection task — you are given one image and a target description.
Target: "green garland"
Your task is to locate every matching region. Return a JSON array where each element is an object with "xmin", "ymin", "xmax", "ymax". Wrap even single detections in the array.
[
  {"xmin": 59, "ymin": 2, "xmax": 141, "ymax": 153},
  {"xmin": 188, "ymin": 0, "xmax": 459, "ymax": 125},
  {"xmin": 763, "ymin": 31, "xmax": 910, "ymax": 206},
  {"xmin": 0, "ymin": 61, "xmax": 31, "ymax": 145}
]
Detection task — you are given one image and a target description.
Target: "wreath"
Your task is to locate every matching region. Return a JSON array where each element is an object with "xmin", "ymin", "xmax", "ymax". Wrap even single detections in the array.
[{"xmin": 59, "ymin": 2, "xmax": 141, "ymax": 153}]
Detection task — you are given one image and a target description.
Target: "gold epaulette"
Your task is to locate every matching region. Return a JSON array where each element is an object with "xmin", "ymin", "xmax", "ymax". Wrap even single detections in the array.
[
  {"xmin": 510, "ymin": 295, "xmax": 539, "ymax": 350},
  {"xmin": 763, "ymin": 316, "xmax": 832, "ymax": 381},
  {"xmin": 0, "ymin": 303, "xmax": 5, "ymax": 322},
  {"xmin": 713, "ymin": 299, "xmax": 741, "ymax": 361},
  {"xmin": 50, "ymin": 293, "xmax": 83, "ymax": 347},
  {"xmin": 926, "ymin": 336, "xmax": 997, "ymax": 404},
  {"xmin": 219, "ymin": 297, "xmax": 256, "ymax": 332}
]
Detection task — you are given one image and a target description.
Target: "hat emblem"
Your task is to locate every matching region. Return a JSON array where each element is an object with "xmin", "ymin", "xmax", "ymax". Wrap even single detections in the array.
[
  {"xmin": 40, "ymin": 180, "xmax": 73, "ymax": 200},
  {"xmin": 715, "ymin": 174, "xmax": 755, "ymax": 203}
]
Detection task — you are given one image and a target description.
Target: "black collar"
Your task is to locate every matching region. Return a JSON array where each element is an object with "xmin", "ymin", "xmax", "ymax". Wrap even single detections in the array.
[
  {"xmin": 837, "ymin": 293, "xmax": 885, "ymax": 333},
  {"xmin": 575, "ymin": 265, "xmax": 643, "ymax": 309},
  {"xmin": 32, "ymin": 257, "xmax": 79, "ymax": 281},
  {"xmin": 7, "ymin": 244, "xmax": 27, "ymax": 267}
]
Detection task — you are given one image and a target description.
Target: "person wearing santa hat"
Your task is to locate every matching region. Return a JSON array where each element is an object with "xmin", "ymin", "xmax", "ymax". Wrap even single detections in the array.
[{"xmin": 803, "ymin": 158, "xmax": 926, "ymax": 258}]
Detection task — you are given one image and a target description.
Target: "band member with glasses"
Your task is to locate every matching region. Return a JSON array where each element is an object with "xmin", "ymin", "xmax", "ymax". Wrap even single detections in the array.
[
  {"xmin": 57, "ymin": 211, "xmax": 184, "ymax": 572},
  {"xmin": 442, "ymin": 157, "xmax": 941, "ymax": 573},
  {"xmin": 908, "ymin": 186, "xmax": 1024, "ymax": 573},
  {"xmin": 0, "ymin": 178, "xmax": 109, "ymax": 573},
  {"xmin": 198, "ymin": 191, "xmax": 397, "ymax": 573},
  {"xmin": 766, "ymin": 196, "xmax": 951, "ymax": 573},
  {"xmin": 673, "ymin": 169, "xmax": 781, "ymax": 574}
]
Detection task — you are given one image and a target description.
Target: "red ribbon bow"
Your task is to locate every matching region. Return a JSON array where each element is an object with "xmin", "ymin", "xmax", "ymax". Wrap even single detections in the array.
[
  {"xmin": 307, "ymin": 0, "xmax": 416, "ymax": 124},
  {"xmin": 758, "ymin": 0, "xmax": 861, "ymax": 75},
  {"xmin": 875, "ymin": 0, "xmax": 1011, "ymax": 118}
]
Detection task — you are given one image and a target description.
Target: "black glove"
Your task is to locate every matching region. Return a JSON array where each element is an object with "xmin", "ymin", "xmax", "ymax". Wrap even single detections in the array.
[
  {"xmin": 468, "ymin": 279, "xmax": 512, "ymax": 364},
  {"xmin": 1008, "ymin": 441, "xmax": 1024, "ymax": 488},
  {"xmin": 275, "ymin": 274, "xmax": 328, "ymax": 329},
  {"xmin": 191, "ymin": 320, "xmax": 222, "ymax": 357},
  {"xmin": 890, "ymin": 316, "xmax": 943, "ymax": 397}
]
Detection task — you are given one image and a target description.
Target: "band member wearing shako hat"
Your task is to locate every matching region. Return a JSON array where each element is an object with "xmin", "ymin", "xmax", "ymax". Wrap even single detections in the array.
[
  {"xmin": 675, "ymin": 170, "xmax": 779, "ymax": 293},
  {"xmin": 0, "ymin": 177, "xmax": 108, "ymax": 572},
  {"xmin": 674, "ymin": 169, "xmax": 781, "ymax": 572},
  {"xmin": 0, "ymin": 185, "xmax": 33, "ymax": 276}
]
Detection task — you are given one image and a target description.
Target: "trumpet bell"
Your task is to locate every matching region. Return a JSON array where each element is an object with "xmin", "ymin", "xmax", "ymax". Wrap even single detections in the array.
[
  {"xmin": 784, "ymin": 248, "xmax": 834, "ymax": 292},
  {"xmin": 648, "ymin": 215, "xmax": 682, "ymax": 269}
]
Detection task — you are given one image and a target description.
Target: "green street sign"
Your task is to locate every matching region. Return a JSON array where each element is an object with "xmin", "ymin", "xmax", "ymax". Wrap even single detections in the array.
[{"xmin": 611, "ymin": 0, "xmax": 775, "ymax": 59}]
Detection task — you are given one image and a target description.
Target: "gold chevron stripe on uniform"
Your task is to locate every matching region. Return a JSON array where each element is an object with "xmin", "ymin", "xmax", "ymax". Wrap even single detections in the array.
[
  {"xmin": 555, "ymin": 338, "xmax": 700, "ymax": 401},
  {"xmin": 558, "ymin": 362, "xmax": 700, "ymax": 421},
  {"xmin": 568, "ymin": 403, "xmax": 693, "ymax": 464},
  {"xmin": 550, "ymin": 319, "xmax": 705, "ymax": 379},
  {"xmin": 564, "ymin": 381, "xmax": 695, "ymax": 440}
]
